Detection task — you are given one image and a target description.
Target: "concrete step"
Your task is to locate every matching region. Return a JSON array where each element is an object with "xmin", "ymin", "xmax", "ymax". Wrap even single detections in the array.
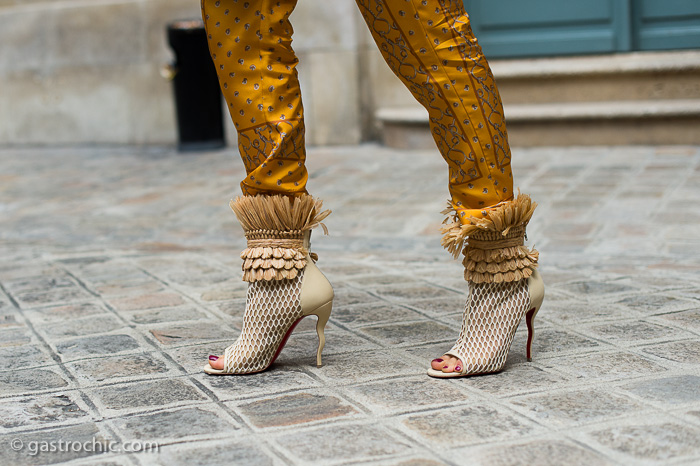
[
  {"xmin": 492, "ymin": 50, "xmax": 700, "ymax": 104},
  {"xmin": 378, "ymin": 99, "xmax": 700, "ymax": 148}
]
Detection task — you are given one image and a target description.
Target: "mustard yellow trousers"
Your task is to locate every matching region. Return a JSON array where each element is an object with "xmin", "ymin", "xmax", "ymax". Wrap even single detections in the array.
[{"xmin": 201, "ymin": 0, "xmax": 514, "ymax": 221}]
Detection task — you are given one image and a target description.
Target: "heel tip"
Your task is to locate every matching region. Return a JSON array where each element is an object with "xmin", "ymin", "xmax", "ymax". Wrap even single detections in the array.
[
  {"xmin": 527, "ymin": 357, "xmax": 532, "ymax": 362},
  {"xmin": 316, "ymin": 364, "xmax": 322, "ymax": 368}
]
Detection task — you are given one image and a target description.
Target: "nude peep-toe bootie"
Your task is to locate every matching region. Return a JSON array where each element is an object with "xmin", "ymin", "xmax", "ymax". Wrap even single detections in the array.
[
  {"xmin": 428, "ymin": 193, "xmax": 545, "ymax": 378},
  {"xmin": 204, "ymin": 194, "xmax": 334, "ymax": 375}
]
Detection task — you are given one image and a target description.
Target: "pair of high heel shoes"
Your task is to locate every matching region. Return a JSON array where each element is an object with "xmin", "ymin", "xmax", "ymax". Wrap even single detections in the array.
[{"xmin": 204, "ymin": 193, "xmax": 543, "ymax": 377}]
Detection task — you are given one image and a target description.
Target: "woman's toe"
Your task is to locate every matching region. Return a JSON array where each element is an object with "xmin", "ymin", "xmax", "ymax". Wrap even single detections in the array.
[
  {"xmin": 431, "ymin": 355, "xmax": 447, "ymax": 370},
  {"xmin": 441, "ymin": 356, "xmax": 459, "ymax": 373},
  {"xmin": 208, "ymin": 355, "xmax": 224, "ymax": 370}
]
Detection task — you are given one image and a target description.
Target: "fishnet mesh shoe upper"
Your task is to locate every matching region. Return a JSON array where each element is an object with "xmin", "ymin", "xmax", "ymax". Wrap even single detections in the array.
[
  {"xmin": 446, "ymin": 278, "xmax": 531, "ymax": 375},
  {"xmin": 223, "ymin": 270, "xmax": 304, "ymax": 374}
]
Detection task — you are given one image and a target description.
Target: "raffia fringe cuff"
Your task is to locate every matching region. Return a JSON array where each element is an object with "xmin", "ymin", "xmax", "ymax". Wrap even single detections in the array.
[
  {"xmin": 231, "ymin": 194, "xmax": 330, "ymax": 282},
  {"xmin": 440, "ymin": 192, "xmax": 539, "ymax": 284}
]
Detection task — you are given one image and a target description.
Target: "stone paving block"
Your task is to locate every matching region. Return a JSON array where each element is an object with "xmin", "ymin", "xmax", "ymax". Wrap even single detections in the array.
[
  {"xmin": 275, "ymin": 423, "xmax": 413, "ymax": 464},
  {"xmin": 346, "ymin": 274, "xmax": 421, "ymax": 287},
  {"xmin": 148, "ymin": 322, "xmax": 237, "ymax": 346},
  {"xmin": 559, "ymin": 280, "xmax": 639, "ymax": 298},
  {"xmin": 0, "ymin": 392, "xmax": 90, "ymax": 430},
  {"xmin": 615, "ymin": 294, "xmax": 698, "ymax": 315},
  {"xmin": 112, "ymin": 405, "xmax": 238, "ymax": 442},
  {"xmin": 321, "ymin": 263, "xmax": 383, "ymax": 278},
  {"xmin": 211, "ymin": 298, "xmax": 247, "ymax": 319},
  {"xmin": 654, "ymin": 308, "xmax": 700, "ymax": 332},
  {"xmin": 137, "ymin": 257, "xmax": 233, "ymax": 287},
  {"xmin": 402, "ymin": 296, "xmax": 467, "ymax": 316},
  {"xmin": 154, "ymin": 440, "xmax": 276, "ymax": 466},
  {"xmin": 0, "ymin": 422, "xmax": 109, "ymax": 466},
  {"xmin": 90, "ymin": 378, "xmax": 207, "ymax": 415},
  {"xmin": 0, "ymin": 309, "xmax": 21, "ymax": 329},
  {"xmin": 585, "ymin": 421, "xmax": 700, "ymax": 462},
  {"xmin": 21, "ymin": 302, "xmax": 108, "ymax": 325},
  {"xmin": 93, "ymin": 279, "xmax": 164, "ymax": 298},
  {"xmin": 620, "ymin": 375, "xmax": 700, "ymax": 406},
  {"xmin": 0, "ymin": 366, "xmax": 70, "ymax": 396},
  {"xmin": 197, "ymin": 367, "xmax": 320, "ymax": 401},
  {"xmin": 308, "ymin": 349, "xmax": 422, "ymax": 384},
  {"xmin": 524, "ymin": 327, "xmax": 602, "ymax": 357},
  {"xmin": 459, "ymin": 365, "xmax": 570, "ymax": 397},
  {"xmin": 462, "ymin": 438, "xmax": 613, "ymax": 466},
  {"xmin": 123, "ymin": 306, "xmax": 209, "ymax": 325},
  {"xmin": 631, "ymin": 273, "xmax": 699, "ymax": 292},
  {"xmin": 509, "ymin": 388, "xmax": 648, "ymax": 428},
  {"xmin": 642, "ymin": 340, "xmax": 700, "ymax": 364},
  {"xmin": 233, "ymin": 391, "xmax": 359, "ymax": 429},
  {"xmin": 65, "ymin": 352, "xmax": 173, "ymax": 384},
  {"xmin": 367, "ymin": 457, "xmax": 448, "ymax": 466},
  {"xmin": 0, "ymin": 326, "xmax": 33, "ymax": 347},
  {"xmin": 0, "ymin": 264, "xmax": 62, "ymax": 282},
  {"xmin": 438, "ymin": 311, "xmax": 465, "ymax": 326},
  {"xmin": 36, "ymin": 315, "xmax": 125, "ymax": 340},
  {"xmin": 548, "ymin": 352, "xmax": 668, "ymax": 382},
  {"xmin": 55, "ymin": 333, "xmax": 141, "ymax": 360},
  {"xmin": 69, "ymin": 262, "xmax": 151, "ymax": 286},
  {"xmin": 331, "ymin": 302, "xmax": 424, "ymax": 327},
  {"xmin": 108, "ymin": 292, "xmax": 185, "ymax": 311},
  {"xmin": 346, "ymin": 376, "xmax": 470, "ymax": 414},
  {"xmin": 10, "ymin": 284, "xmax": 94, "ymax": 309},
  {"xmin": 372, "ymin": 284, "xmax": 459, "ymax": 302},
  {"xmin": 358, "ymin": 321, "xmax": 455, "ymax": 347},
  {"xmin": 0, "ymin": 344, "xmax": 56, "ymax": 372},
  {"xmin": 331, "ymin": 288, "xmax": 378, "ymax": 307},
  {"xmin": 3, "ymin": 274, "xmax": 75, "ymax": 294},
  {"xmin": 200, "ymin": 283, "xmax": 248, "ymax": 302},
  {"xmin": 583, "ymin": 320, "xmax": 689, "ymax": 345},
  {"xmin": 402, "ymin": 405, "xmax": 540, "ymax": 448},
  {"xmin": 540, "ymin": 299, "xmax": 639, "ymax": 325}
]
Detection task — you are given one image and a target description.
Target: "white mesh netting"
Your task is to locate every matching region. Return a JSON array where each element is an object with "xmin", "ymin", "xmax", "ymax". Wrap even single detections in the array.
[
  {"xmin": 446, "ymin": 278, "xmax": 531, "ymax": 375},
  {"xmin": 223, "ymin": 270, "xmax": 304, "ymax": 373}
]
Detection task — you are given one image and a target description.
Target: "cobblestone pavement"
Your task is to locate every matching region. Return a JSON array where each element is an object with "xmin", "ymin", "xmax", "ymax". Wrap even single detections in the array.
[{"xmin": 0, "ymin": 144, "xmax": 699, "ymax": 466}]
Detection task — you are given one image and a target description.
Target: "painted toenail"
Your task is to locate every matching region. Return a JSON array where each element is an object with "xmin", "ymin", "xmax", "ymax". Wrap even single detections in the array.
[
  {"xmin": 443, "ymin": 365, "xmax": 449, "ymax": 369},
  {"xmin": 433, "ymin": 358, "xmax": 443, "ymax": 363},
  {"xmin": 209, "ymin": 355, "xmax": 219, "ymax": 361},
  {"xmin": 455, "ymin": 365, "xmax": 462, "ymax": 372}
]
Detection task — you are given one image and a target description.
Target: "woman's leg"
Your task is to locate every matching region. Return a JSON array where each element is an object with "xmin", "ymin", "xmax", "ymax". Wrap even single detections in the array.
[
  {"xmin": 202, "ymin": 0, "xmax": 307, "ymax": 197},
  {"xmin": 201, "ymin": 0, "xmax": 333, "ymax": 374},
  {"xmin": 355, "ymin": 0, "xmax": 543, "ymax": 375},
  {"xmin": 356, "ymin": 0, "xmax": 514, "ymax": 219}
]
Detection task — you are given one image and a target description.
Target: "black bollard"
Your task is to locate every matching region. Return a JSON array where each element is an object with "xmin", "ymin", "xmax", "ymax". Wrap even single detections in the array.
[{"xmin": 166, "ymin": 20, "xmax": 225, "ymax": 152}]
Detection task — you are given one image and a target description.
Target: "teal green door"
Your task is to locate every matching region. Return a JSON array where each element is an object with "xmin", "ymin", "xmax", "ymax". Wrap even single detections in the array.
[{"xmin": 463, "ymin": 0, "xmax": 700, "ymax": 58}]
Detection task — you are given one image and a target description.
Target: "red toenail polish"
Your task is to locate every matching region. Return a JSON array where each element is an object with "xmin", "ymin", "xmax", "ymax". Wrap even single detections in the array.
[
  {"xmin": 443, "ymin": 365, "xmax": 449, "ymax": 369},
  {"xmin": 455, "ymin": 366, "xmax": 462, "ymax": 372},
  {"xmin": 433, "ymin": 358, "xmax": 443, "ymax": 363},
  {"xmin": 209, "ymin": 355, "xmax": 219, "ymax": 361}
]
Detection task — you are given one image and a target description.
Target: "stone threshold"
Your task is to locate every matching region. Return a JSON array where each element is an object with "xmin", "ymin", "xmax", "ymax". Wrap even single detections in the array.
[
  {"xmin": 377, "ymin": 99, "xmax": 700, "ymax": 125},
  {"xmin": 490, "ymin": 49, "xmax": 700, "ymax": 78}
]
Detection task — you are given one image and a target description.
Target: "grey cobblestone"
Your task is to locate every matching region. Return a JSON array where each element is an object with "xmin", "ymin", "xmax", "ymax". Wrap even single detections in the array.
[{"xmin": 1, "ymin": 144, "xmax": 699, "ymax": 464}]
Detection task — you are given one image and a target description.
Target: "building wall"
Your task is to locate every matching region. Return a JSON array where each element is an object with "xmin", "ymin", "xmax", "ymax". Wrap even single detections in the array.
[{"xmin": 0, "ymin": 0, "xmax": 392, "ymax": 147}]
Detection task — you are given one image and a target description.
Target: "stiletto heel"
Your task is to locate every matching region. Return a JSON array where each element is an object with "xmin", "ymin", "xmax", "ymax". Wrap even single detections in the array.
[
  {"xmin": 525, "ymin": 307, "xmax": 537, "ymax": 362},
  {"xmin": 525, "ymin": 269, "xmax": 545, "ymax": 362},
  {"xmin": 312, "ymin": 301, "xmax": 332, "ymax": 367}
]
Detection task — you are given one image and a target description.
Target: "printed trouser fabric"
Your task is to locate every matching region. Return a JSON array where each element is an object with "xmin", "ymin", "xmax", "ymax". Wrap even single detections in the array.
[{"xmin": 201, "ymin": 0, "xmax": 515, "ymax": 221}]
